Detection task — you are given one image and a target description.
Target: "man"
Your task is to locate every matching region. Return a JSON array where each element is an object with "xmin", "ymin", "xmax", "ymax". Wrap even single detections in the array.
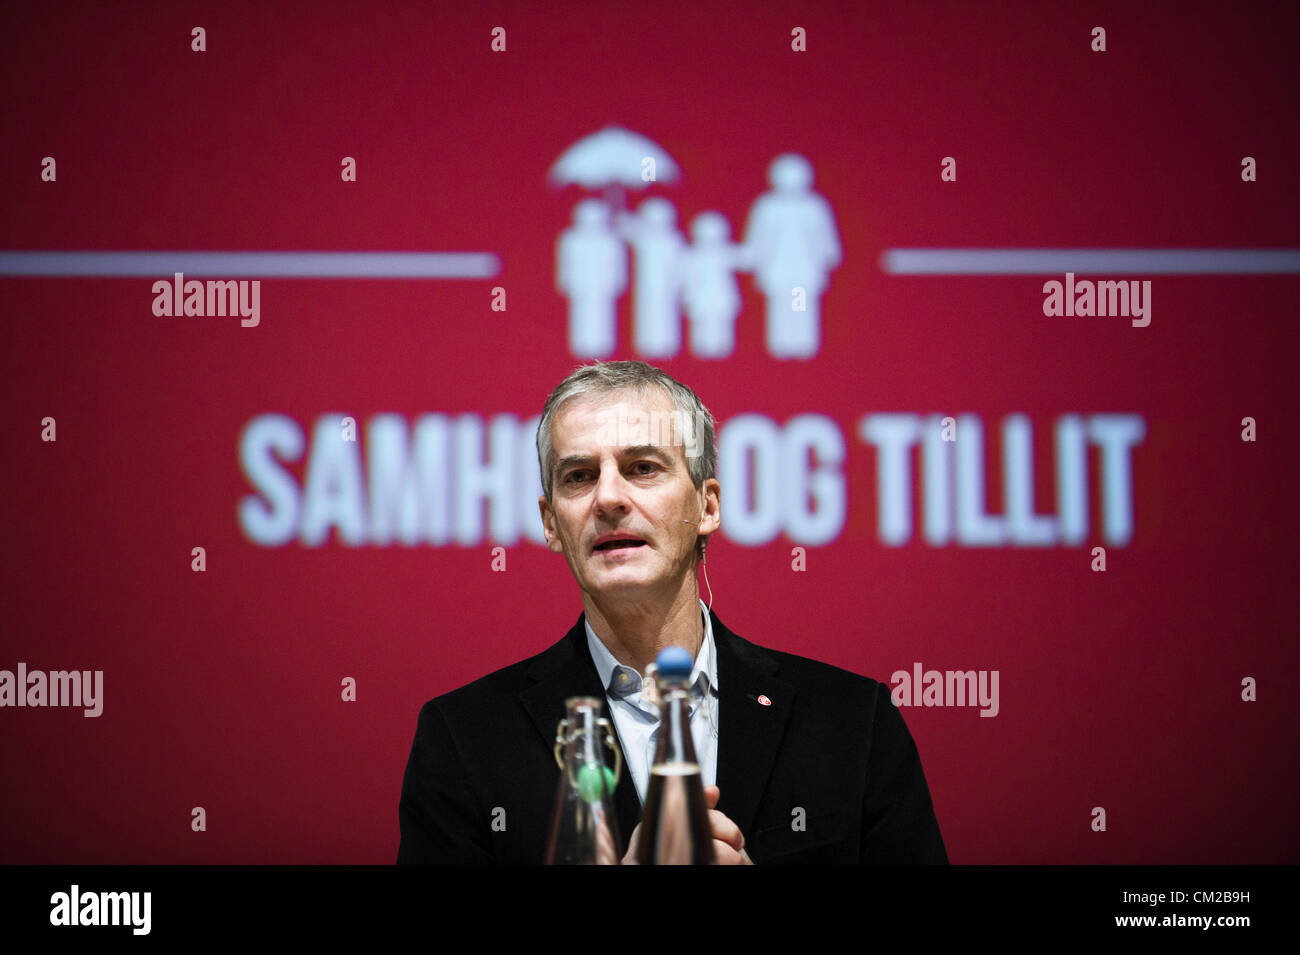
[{"xmin": 397, "ymin": 361, "xmax": 947, "ymax": 864}]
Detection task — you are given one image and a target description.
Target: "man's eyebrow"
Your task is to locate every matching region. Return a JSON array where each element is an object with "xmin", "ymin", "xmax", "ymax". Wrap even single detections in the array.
[
  {"xmin": 553, "ymin": 445, "xmax": 677, "ymax": 475},
  {"xmin": 621, "ymin": 444, "xmax": 676, "ymax": 464}
]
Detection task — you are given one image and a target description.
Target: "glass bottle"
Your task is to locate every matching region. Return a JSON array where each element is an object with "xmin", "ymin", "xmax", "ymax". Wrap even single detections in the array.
[
  {"xmin": 544, "ymin": 696, "xmax": 623, "ymax": 864},
  {"xmin": 635, "ymin": 646, "xmax": 715, "ymax": 864}
]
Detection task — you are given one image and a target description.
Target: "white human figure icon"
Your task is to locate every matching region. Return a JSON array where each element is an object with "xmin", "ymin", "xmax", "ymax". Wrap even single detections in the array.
[
  {"xmin": 682, "ymin": 212, "xmax": 743, "ymax": 358},
  {"xmin": 558, "ymin": 198, "xmax": 627, "ymax": 357},
  {"xmin": 740, "ymin": 154, "xmax": 842, "ymax": 358},
  {"xmin": 615, "ymin": 197, "xmax": 684, "ymax": 358}
]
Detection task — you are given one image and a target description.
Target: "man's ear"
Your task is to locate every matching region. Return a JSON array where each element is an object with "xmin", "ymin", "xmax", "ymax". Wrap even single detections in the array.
[
  {"xmin": 538, "ymin": 495, "xmax": 564, "ymax": 554},
  {"xmin": 702, "ymin": 478, "xmax": 721, "ymax": 535}
]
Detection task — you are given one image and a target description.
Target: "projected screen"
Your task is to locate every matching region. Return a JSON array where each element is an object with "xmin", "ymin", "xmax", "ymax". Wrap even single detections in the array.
[{"xmin": 1, "ymin": 0, "xmax": 1296, "ymax": 866}]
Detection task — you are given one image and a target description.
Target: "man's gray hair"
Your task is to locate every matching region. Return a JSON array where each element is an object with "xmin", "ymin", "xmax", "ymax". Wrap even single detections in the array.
[{"xmin": 537, "ymin": 359, "xmax": 718, "ymax": 525}]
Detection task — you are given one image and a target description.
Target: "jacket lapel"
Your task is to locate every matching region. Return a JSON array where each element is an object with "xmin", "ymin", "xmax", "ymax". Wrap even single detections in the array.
[
  {"xmin": 518, "ymin": 614, "xmax": 643, "ymax": 845},
  {"xmin": 711, "ymin": 611, "xmax": 795, "ymax": 839}
]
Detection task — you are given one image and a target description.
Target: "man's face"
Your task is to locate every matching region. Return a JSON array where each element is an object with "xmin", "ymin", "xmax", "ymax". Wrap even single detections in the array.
[{"xmin": 539, "ymin": 388, "xmax": 717, "ymax": 603}]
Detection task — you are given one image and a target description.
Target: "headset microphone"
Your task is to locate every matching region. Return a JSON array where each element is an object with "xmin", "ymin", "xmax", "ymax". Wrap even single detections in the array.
[{"xmin": 675, "ymin": 509, "xmax": 713, "ymax": 619}]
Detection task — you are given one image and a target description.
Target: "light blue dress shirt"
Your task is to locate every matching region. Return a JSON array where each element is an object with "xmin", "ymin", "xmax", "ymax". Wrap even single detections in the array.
[{"xmin": 584, "ymin": 598, "xmax": 720, "ymax": 805}]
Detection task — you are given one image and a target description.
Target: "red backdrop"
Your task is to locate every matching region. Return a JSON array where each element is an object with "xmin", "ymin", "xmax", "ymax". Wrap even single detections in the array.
[{"xmin": 2, "ymin": 0, "xmax": 1296, "ymax": 863}]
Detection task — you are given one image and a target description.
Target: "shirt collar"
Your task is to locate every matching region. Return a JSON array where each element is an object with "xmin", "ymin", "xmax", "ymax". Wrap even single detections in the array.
[{"xmin": 585, "ymin": 599, "xmax": 718, "ymax": 699}]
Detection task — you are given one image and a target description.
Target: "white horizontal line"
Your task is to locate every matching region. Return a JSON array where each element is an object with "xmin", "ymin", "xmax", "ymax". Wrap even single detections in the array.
[
  {"xmin": 879, "ymin": 249, "xmax": 1300, "ymax": 275},
  {"xmin": 0, "ymin": 251, "xmax": 502, "ymax": 278}
]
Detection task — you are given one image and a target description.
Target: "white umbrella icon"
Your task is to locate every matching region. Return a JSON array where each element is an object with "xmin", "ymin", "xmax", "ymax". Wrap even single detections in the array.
[{"xmin": 548, "ymin": 125, "xmax": 682, "ymax": 210}]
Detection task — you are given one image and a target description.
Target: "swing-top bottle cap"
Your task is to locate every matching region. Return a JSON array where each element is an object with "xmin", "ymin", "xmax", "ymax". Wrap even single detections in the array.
[{"xmin": 656, "ymin": 646, "xmax": 694, "ymax": 680}]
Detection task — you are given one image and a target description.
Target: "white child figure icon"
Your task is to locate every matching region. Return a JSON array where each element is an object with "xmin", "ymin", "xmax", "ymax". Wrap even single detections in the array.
[
  {"xmin": 682, "ymin": 211, "xmax": 743, "ymax": 358},
  {"xmin": 615, "ymin": 197, "xmax": 685, "ymax": 358}
]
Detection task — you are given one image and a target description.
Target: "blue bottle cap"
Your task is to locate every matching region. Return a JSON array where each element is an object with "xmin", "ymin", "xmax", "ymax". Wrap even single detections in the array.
[{"xmin": 656, "ymin": 646, "xmax": 694, "ymax": 679}]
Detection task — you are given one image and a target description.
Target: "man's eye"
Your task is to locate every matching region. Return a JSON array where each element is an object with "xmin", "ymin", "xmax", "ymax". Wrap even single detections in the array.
[{"xmin": 565, "ymin": 464, "xmax": 656, "ymax": 483}]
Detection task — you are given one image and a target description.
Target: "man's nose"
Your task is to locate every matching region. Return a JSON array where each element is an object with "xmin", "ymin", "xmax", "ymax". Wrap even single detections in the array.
[{"xmin": 592, "ymin": 466, "xmax": 632, "ymax": 516}]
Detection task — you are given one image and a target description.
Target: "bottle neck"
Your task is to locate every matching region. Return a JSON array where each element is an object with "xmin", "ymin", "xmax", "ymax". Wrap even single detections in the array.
[
  {"xmin": 656, "ymin": 685, "xmax": 698, "ymax": 765},
  {"xmin": 561, "ymin": 698, "xmax": 602, "ymax": 767}
]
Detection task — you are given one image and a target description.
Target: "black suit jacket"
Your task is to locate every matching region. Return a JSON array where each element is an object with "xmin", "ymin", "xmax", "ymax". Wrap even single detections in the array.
[{"xmin": 397, "ymin": 609, "xmax": 948, "ymax": 864}]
